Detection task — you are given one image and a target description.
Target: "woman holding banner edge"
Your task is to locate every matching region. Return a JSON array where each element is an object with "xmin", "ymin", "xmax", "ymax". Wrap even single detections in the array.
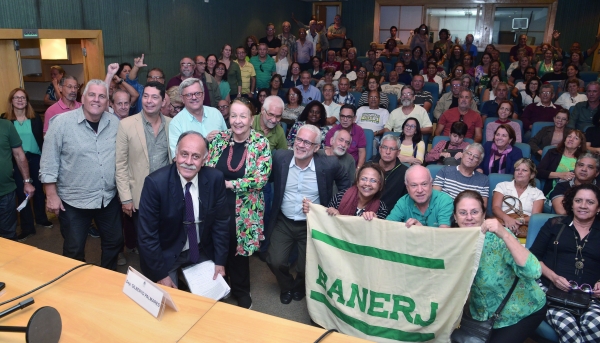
[{"xmin": 452, "ymin": 190, "xmax": 546, "ymax": 343}]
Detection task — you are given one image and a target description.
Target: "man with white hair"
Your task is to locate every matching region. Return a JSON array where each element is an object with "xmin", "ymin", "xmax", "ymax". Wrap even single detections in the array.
[
  {"xmin": 386, "ymin": 165, "xmax": 453, "ymax": 228},
  {"xmin": 40, "ymin": 79, "xmax": 123, "ymax": 270},
  {"xmin": 323, "ymin": 129, "xmax": 355, "ymax": 194},
  {"xmin": 385, "ymin": 85, "xmax": 433, "ymax": 135},
  {"xmin": 267, "ymin": 124, "xmax": 350, "ymax": 304},
  {"xmin": 137, "ymin": 131, "xmax": 229, "ymax": 287},
  {"xmin": 433, "ymin": 143, "xmax": 489, "ymax": 205},
  {"xmin": 168, "ymin": 78, "xmax": 227, "ymax": 156}
]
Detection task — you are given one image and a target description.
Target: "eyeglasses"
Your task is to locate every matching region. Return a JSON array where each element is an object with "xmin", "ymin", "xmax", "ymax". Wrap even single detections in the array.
[
  {"xmin": 340, "ymin": 115, "xmax": 354, "ymax": 120},
  {"xmin": 380, "ymin": 145, "xmax": 398, "ymax": 152},
  {"xmin": 464, "ymin": 151, "xmax": 481, "ymax": 160},
  {"xmin": 404, "ymin": 124, "xmax": 416, "ymax": 129},
  {"xmin": 295, "ymin": 136, "xmax": 318, "ymax": 147},
  {"xmin": 64, "ymin": 85, "xmax": 79, "ymax": 90},
  {"xmin": 569, "ymin": 281, "xmax": 592, "ymax": 293},
  {"xmin": 180, "ymin": 63, "xmax": 194, "ymax": 67},
  {"xmin": 170, "ymin": 103, "xmax": 183, "ymax": 112},
  {"xmin": 359, "ymin": 177, "xmax": 379, "ymax": 184},
  {"xmin": 218, "ymin": 105, "xmax": 229, "ymax": 110},
  {"xmin": 358, "ymin": 70, "xmax": 366, "ymax": 74},
  {"xmin": 182, "ymin": 92, "xmax": 203, "ymax": 99},
  {"xmin": 540, "ymin": 91, "xmax": 552, "ymax": 95},
  {"xmin": 457, "ymin": 210, "xmax": 481, "ymax": 217},
  {"xmin": 12, "ymin": 96, "xmax": 26, "ymax": 101},
  {"xmin": 401, "ymin": 93, "xmax": 414, "ymax": 97},
  {"xmin": 147, "ymin": 76, "xmax": 164, "ymax": 80},
  {"xmin": 451, "ymin": 84, "xmax": 462, "ymax": 88},
  {"xmin": 368, "ymin": 96, "xmax": 379, "ymax": 100},
  {"xmin": 216, "ymin": 68, "xmax": 225, "ymax": 71}
]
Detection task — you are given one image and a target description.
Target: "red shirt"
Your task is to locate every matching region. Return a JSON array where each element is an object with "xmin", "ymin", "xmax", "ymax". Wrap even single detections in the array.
[
  {"xmin": 438, "ymin": 107, "xmax": 483, "ymax": 139},
  {"xmin": 44, "ymin": 98, "xmax": 82, "ymax": 133}
]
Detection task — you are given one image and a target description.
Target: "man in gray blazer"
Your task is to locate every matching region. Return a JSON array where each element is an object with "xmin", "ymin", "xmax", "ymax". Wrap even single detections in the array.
[{"xmin": 266, "ymin": 124, "xmax": 351, "ymax": 304}]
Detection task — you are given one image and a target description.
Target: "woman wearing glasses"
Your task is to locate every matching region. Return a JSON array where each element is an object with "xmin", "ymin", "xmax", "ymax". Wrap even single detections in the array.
[
  {"xmin": 451, "ymin": 190, "xmax": 546, "ymax": 343},
  {"xmin": 166, "ymin": 86, "xmax": 184, "ymax": 117},
  {"xmin": 398, "ymin": 118, "xmax": 425, "ymax": 165},
  {"xmin": 286, "ymin": 101, "xmax": 329, "ymax": 149},
  {"xmin": 2, "ymin": 88, "xmax": 52, "ymax": 241},
  {"xmin": 529, "ymin": 183, "xmax": 600, "ymax": 342},
  {"xmin": 212, "ymin": 62, "xmax": 231, "ymax": 103},
  {"xmin": 303, "ymin": 163, "xmax": 388, "ymax": 220},
  {"xmin": 206, "ymin": 98, "xmax": 271, "ymax": 309},
  {"xmin": 283, "ymin": 62, "xmax": 302, "ymax": 88}
]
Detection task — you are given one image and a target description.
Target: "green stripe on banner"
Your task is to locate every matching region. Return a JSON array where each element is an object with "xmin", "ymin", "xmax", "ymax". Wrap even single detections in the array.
[
  {"xmin": 311, "ymin": 230, "xmax": 445, "ymax": 269},
  {"xmin": 311, "ymin": 291, "xmax": 435, "ymax": 342}
]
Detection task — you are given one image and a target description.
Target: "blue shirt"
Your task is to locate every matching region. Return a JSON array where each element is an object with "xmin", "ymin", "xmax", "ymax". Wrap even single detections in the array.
[
  {"xmin": 281, "ymin": 157, "xmax": 319, "ymax": 221},
  {"xmin": 386, "ymin": 189, "xmax": 454, "ymax": 227},
  {"xmin": 168, "ymin": 106, "xmax": 227, "ymax": 157},
  {"xmin": 125, "ymin": 75, "xmax": 145, "ymax": 115},
  {"xmin": 462, "ymin": 44, "xmax": 478, "ymax": 58},
  {"xmin": 297, "ymin": 85, "xmax": 322, "ymax": 105},
  {"xmin": 333, "ymin": 92, "xmax": 355, "ymax": 106}
]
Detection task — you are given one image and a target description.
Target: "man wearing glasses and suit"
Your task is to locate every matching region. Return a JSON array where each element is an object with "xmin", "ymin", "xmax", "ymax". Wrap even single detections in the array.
[
  {"xmin": 266, "ymin": 124, "xmax": 350, "ymax": 304},
  {"xmin": 138, "ymin": 131, "xmax": 229, "ymax": 287}
]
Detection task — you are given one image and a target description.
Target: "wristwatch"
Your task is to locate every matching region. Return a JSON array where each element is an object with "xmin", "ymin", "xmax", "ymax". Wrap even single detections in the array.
[{"xmin": 23, "ymin": 178, "xmax": 33, "ymax": 184}]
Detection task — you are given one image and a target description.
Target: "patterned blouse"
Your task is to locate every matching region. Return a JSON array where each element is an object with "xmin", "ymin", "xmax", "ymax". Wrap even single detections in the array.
[
  {"xmin": 470, "ymin": 230, "xmax": 546, "ymax": 328},
  {"xmin": 206, "ymin": 129, "xmax": 272, "ymax": 256},
  {"xmin": 286, "ymin": 121, "xmax": 329, "ymax": 149},
  {"xmin": 282, "ymin": 105, "xmax": 305, "ymax": 121}
]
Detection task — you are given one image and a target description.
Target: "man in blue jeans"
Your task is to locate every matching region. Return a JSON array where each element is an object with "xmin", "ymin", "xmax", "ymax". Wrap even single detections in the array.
[
  {"xmin": 40, "ymin": 78, "xmax": 123, "ymax": 270},
  {"xmin": 0, "ymin": 119, "xmax": 35, "ymax": 239}
]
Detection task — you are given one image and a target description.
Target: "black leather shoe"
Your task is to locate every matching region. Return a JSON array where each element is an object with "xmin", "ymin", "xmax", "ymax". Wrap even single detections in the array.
[
  {"xmin": 280, "ymin": 291, "xmax": 293, "ymax": 304},
  {"xmin": 292, "ymin": 291, "xmax": 305, "ymax": 301}
]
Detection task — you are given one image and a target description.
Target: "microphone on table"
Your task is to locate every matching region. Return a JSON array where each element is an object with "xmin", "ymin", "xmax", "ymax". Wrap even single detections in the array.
[{"xmin": 0, "ymin": 298, "xmax": 62, "ymax": 343}]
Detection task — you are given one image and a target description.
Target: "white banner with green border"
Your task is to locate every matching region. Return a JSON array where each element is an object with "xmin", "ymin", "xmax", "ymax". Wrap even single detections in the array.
[{"xmin": 306, "ymin": 203, "xmax": 485, "ymax": 343}]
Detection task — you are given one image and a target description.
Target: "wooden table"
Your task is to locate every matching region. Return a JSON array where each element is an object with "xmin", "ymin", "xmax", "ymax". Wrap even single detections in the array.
[
  {"xmin": 178, "ymin": 302, "xmax": 370, "ymax": 343},
  {"xmin": 0, "ymin": 239, "xmax": 370, "ymax": 342},
  {"xmin": 0, "ymin": 242, "xmax": 216, "ymax": 343}
]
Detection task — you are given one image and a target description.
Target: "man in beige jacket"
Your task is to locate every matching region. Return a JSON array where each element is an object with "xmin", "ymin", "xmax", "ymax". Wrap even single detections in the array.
[{"xmin": 116, "ymin": 81, "xmax": 172, "ymax": 252}]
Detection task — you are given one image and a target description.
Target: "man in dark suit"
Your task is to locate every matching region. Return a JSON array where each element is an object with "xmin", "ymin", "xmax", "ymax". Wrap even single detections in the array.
[
  {"xmin": 138, "ymin": 131, "xmax": 229, "ymax": 287},
  {"xmin": 266, "ymin": 124, "xmax": 351, "ymax": 304}
]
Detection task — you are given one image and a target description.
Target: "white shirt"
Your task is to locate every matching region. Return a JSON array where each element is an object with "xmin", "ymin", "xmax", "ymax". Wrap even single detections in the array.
[
  {"xmin": 306, "ymin": 31, "xmax": 320, "ymax": 57},
  {"xmin": 281, "ymin": 157, "xmax": 319, "ymax": 221},
  {"xmin": 179, "ymin": 172, "xmax": 201, "ymax": 252},
  {"xmin": 276, "ymin": 58, "xmax": 289, "ymax": 82},
  {"xmin": 323, "ymin": 101, "xmax": 341, "ymax": 123},
  {"xmin": 555, "ymin": 93, "xmax": 588, "ymax": 110},
  {"xmin": 355, "ymin": 107, "xmax": 390, "ymax": 132},
  {"xmin": 494, "ymin": 180, "xmax": 545, "ymax": 216}
]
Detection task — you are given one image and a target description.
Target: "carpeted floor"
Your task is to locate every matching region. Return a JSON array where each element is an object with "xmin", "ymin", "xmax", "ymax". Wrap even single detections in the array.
[{"xmin": 16, "ymin": 213, "xmax": 312, "ymax": 325}]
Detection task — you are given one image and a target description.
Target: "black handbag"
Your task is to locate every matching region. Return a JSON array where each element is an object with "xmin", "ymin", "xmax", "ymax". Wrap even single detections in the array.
[
  {"xmin": 450, "ymin": 278, "xmax": 519, "ymax": 343},
  {"xmin": 544, "ymin": 224, "xmax": 592, "ymax": 316}
]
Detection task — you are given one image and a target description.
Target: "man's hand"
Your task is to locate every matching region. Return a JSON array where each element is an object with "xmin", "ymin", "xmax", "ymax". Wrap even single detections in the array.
[
  {"xmin": 302, "ymin": 198, "xmax": 312, "ymax": 214},
  {"xmin": 157, "ymin": 276, "xmax": 177, "ymax": 288},
  {"xmin": 122, "ymin": 202, "xmax": 135, "ymax": 217},
  {"xmin": 134, "ymin": 54, "xmax": 147, "ymax": 68},
  {"xmin": 405, "ymin": 218, "xmax": 423, "ymax": 228},
  {"xmin": 23, "ymin": 183, "xmax": 35, "ymax": 198},
  {"xmin": 213, "ymin": 265, "xmax": 225, "ymax": 280},
  {"xmin": 552, "ymin": 30, "xmax": 560, "ymax": 40},
  {"xmin": 46, "ymin": 193, "xmax": 65, "ymax": 216}
]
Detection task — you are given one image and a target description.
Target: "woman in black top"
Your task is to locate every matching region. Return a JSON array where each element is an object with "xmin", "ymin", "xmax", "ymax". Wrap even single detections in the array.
[{"xmin": 529, "ymin": 184, "xmax": 600, "ymax": 342}]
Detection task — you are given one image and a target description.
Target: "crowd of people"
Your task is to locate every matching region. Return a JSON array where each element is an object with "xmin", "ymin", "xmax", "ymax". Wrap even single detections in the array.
[{"xmin": 2, "ymin": 13, "xmax": 600, "ymax": 343}]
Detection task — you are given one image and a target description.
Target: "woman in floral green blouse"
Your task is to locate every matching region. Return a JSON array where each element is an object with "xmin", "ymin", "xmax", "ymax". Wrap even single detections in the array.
[
  {"xmin": 206, "ymin": 97, "xmax": 272, "ymax": 309},
  {"xmin": 452, "ymin": 190, "xmax": 546, "ymax": 343}
]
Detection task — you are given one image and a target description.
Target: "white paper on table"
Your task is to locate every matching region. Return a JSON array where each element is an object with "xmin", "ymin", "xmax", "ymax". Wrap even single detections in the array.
[
  {"xmin": 182, "ymin": 260, "xmax": 230, "ymax": 300},
  {"xmin": 16, "ymin": 195, "xmax": 30, "ymax": 212}
]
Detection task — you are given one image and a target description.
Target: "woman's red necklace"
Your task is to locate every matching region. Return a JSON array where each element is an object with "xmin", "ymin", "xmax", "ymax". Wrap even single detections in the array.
[{"xmin": 227, "ymin": 136, "xmax": 249, "ymax": 172}]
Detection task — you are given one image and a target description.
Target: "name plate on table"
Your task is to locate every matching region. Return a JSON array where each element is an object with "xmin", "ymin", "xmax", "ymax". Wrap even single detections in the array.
[{"xmin": 123, "ymin": 267, "xmax": 179, "ymax": 319}]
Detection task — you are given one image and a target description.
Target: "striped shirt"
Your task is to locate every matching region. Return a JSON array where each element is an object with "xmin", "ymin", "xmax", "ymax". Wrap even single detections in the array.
[{"xmin": 433, "ymin": 166, "xmax": 489, "ymax": 199}]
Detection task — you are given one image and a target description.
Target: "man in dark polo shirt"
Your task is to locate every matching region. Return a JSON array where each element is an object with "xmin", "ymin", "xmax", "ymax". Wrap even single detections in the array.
[{"xmin": 259, "ymin": 23, "xmax": 282, "ymax": 56}]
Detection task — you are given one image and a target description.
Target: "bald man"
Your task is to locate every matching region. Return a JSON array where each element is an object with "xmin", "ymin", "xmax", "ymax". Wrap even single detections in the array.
[{"xmin": 386, "ymin": 165, "xmax": 453, "ymax": 228}]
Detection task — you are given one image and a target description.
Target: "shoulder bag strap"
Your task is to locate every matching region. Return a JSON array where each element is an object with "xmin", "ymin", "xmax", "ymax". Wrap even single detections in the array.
[
  {"xmin": 494, "ymin": 277, "xmax": 520, "ymax": 318},
  {"xmin": 502, "ymin": 195, "xmax": 524, "ymax": 217},
  {"xmin": 553, "ymin": 224, "xmax": 567, "ymax": 270}
]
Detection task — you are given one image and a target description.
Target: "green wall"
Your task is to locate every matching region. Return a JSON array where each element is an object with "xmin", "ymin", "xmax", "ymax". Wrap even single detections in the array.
[
  {"xmin": 0, "ymin": 0, "xmax": 598, "ymax": 80},
  {"xmin": 0, "ymin": 0, "xmax": 311, "ymax": 79}
]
